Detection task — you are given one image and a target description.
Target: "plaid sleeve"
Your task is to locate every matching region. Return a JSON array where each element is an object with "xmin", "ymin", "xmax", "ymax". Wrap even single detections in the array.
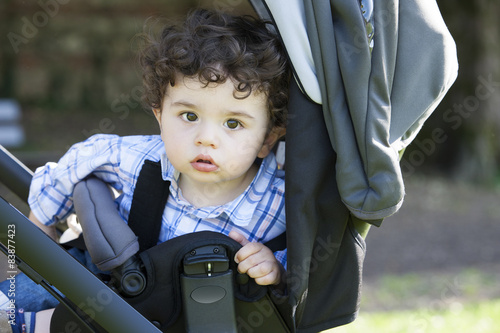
[
  {"xmin": 274, "ymin": 248, "xmax": 287, "ymax": 270},
  {"xmin": 28, "ymin": 134, "xmax": 123, "ymax": 225}
]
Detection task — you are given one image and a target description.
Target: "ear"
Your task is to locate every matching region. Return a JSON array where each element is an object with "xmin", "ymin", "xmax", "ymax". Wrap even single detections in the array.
[
  {"xmin": 152, "ymin": 108, "xmax": 162, "ymax": 128},
  {"xmin": 257, "ymin": 126, "xmax": 286, "ymax": 158}
]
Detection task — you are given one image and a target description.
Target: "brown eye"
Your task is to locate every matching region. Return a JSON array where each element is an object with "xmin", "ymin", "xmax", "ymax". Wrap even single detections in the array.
[
  {"xmin": 182, "ymin": 112, "xmax": 198, "ymax": 122},
  {"xmin": 225, "ymin": 119, "xmax": 241, "ymax": 129}
]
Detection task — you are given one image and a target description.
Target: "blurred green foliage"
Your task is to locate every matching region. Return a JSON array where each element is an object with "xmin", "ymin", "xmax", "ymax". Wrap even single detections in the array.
[
  {"xmin": 0, "ymin": 0, "xmax": 254, "ymax": 153},
  {"xmin": 404, "ymin": 0, "xmax": 500, "ymax": 185}
]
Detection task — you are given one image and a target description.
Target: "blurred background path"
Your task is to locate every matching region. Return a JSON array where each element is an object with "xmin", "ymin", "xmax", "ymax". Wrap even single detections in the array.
[{"xmin": 361, "ymin": 175, "xmax": 500, "ymax": 312}]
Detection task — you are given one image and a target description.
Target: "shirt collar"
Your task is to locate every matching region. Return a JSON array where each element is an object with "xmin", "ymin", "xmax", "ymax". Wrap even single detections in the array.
[
  {"xmin": 159, "ymin": 152, "xmax": 279, "ymax": 226},
  {"xmin": 160, "ymin": 152, "xmax": 177, "ymax": 182},
  {"xmin": 160, "ymin": 152, "xmax": 183, "ymax": 203},
  {"xmin": 223, "ymin": 153, "xmax": 278, "ymax": 226}
]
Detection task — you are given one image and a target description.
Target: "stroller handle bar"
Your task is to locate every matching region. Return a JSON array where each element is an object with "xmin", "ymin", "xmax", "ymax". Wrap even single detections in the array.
[
  {"xmin": 0, "ymin": 196, "xmax": 162, "ymax": 332},
  {"xmin": 0, "ymin": 145, "xmax": 33, "ymax": 202}
]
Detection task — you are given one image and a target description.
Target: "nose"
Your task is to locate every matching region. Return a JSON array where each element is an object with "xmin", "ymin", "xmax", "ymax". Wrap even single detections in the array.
[{"xmin": 195, "ymin": 123, "xmax": 219, "ymax": 148}]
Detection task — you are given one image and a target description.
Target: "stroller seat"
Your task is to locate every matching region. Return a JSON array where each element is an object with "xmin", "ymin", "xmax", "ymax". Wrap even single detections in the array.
[{"xmin": 50, "ymin": 174, "xmax": 291, "ymax": 333}]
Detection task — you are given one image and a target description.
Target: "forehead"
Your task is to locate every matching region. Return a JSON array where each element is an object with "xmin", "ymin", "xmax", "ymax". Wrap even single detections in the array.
[{"xmin": 165, "ymin": 75, "xmax": 268, "ymax": 113}]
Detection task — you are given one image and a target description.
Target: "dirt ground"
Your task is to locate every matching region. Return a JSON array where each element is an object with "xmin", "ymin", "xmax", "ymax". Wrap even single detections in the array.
[
  {"xmin": 363, "ymin": 175, "xmax": 500, "ymax": 276},
  {"xmin": 360, "ymin": 175, "xmax": 500, "ymax": 311}
]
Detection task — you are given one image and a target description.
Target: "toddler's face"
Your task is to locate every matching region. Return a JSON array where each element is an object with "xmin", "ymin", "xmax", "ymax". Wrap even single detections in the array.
[{"xmin": 153, "ymin": 75, "xmax": 276, "ymax": 195}]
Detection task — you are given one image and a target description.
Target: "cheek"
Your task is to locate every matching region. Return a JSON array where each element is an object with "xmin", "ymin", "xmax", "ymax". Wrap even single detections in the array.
[
  {"xmin": 162, "ymin": 129, "xmax": 185, "ymax": 161},
  {"xmin": 224, "ymin": 135, "xmax": 265, "ymax": 170},
  {"xmin": 233, "ymin": 135, "xmax": 263, "ymax": 158},
  {"xmin": 224, "ymin": 159, "xmax": 246, "ymax": 176},
  {"xmin": 245, "ymin": 127, "xmax": 267, "ymax": 150}
]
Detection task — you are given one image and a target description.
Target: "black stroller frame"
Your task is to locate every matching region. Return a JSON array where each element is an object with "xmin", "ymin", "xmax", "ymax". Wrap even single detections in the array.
[{"xmin": 0, "ymin": 146, "xmax": 161, "ymax": 332}]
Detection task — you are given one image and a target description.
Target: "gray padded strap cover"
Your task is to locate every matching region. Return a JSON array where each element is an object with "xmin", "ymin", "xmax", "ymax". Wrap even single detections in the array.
[{"xmin": 73, "ymin": 177, "xmax": 139, "ymax": 271}]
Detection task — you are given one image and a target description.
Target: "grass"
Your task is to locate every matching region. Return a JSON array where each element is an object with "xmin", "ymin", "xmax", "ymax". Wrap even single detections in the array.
[
  {"xmin": 323, "ymin": 268, "xmax": 500, "ymax": 332},
  {"xmin": 329, "ymin": 299, "xmax": 500, "ymax": 332}
]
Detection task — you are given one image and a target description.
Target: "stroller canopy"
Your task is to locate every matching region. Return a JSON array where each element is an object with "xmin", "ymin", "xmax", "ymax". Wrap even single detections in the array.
[
  {"xmin": 250, "ymin": 0, "xmax": 458, "ymax": 331},
  {"xmin": 253, "ymin": 0, "xmax": 458, "ymax": 221}
]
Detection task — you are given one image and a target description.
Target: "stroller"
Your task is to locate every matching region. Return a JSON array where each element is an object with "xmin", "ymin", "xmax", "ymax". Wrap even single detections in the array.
[{"xmin": 0, "ymin": 0, "xmax": 457, "ymax": 332}]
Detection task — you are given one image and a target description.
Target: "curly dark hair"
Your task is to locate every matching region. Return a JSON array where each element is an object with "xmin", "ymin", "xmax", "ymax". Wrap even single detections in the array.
[{"xmin": 139, "ymin": 9, "xmax": 290, "ymax": 128}]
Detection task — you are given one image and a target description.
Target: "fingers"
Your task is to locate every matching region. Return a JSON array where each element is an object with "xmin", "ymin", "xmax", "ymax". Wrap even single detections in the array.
[
  {"xmin": 228, "ymin": 230, "xmax": 250, "ymax": 246},
  {"xmin": 234, "ymin": 241, "xmax": 265, "ymax": 264},
  {"xmin": 235, "ymin": 242, "xmax": 282, "ymax": 286},
  {"xmin": 228, "ymin": 231, "xmax": 282, "ymax": 286},
  {"xmin": 247, "ymin": 260, "xmax": 281, "ymax": 286}
]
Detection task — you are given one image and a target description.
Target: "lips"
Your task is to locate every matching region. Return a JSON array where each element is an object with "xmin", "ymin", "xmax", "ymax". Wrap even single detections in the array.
[{"xmin": 190, "ymin": 154, "xmax": 218, "ymax": 172}]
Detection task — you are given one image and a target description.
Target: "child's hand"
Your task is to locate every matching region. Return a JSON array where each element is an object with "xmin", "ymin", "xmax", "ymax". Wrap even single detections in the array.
[{"xmin": 228, "ymin": 230, "xmax": 284, "ymax": 286}]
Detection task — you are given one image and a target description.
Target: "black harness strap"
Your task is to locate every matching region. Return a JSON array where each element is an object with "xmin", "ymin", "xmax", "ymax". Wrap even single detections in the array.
[
  {"xmin": 128, "ymin": 159, "xmax": 286, "ymax": 253},
  {"xmin": 264, "ymin": 231, "xmax": 286, "ymax": 253},
  {"xmin": 127, "ymin": 160, "xmax": 170, "ymax": 252}
]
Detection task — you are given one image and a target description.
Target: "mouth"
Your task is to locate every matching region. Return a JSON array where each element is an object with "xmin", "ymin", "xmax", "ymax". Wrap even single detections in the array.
[
  {"xmin": 192, "ymin": 154, "xmax": 216, "ymax": 165},
  {"xmin": 190, "ymin": 154, "xmax": 218, "ymax": 172},
  {"xmin": 196, "ymin": 159, "xmax": 213, "ymax": 164}
]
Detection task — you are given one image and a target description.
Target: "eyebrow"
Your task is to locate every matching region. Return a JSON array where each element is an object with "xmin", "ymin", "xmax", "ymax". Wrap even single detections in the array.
[
  {"xmin": 225, "ymin": 111, "xmax": 255, "ymax": 120},
  {"xmin": 171, "ymin": 100, "xmax": 197, "ymax": 109}
]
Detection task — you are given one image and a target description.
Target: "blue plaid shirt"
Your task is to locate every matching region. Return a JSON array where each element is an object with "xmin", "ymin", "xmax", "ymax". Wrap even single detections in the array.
[{"xmin": 28, "ymin": 134, "xmax": 287, "ymax": 267}]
